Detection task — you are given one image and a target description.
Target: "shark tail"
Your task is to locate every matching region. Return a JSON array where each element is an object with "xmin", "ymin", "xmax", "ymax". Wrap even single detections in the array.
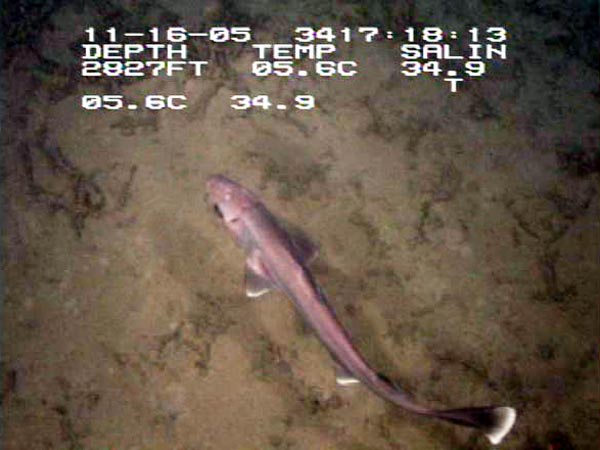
[
  {"xmin": 379, "ymin": 374, "xmax": 516, "ymax": 444},
  {"xmin": 432, "ymin": 406, "xmax": 517, "ymax": 445}
]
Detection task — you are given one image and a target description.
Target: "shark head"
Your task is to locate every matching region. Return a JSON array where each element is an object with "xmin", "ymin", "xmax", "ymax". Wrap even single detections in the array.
[{"xmin": 206, "ymin": 175, "xmax": 259, "ymax": 225}]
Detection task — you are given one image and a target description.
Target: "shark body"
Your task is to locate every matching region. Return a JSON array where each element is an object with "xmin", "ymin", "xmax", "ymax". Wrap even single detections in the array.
[{"xmin": 206, "ymin": 174, "xmax": 516, "ymax": 445}]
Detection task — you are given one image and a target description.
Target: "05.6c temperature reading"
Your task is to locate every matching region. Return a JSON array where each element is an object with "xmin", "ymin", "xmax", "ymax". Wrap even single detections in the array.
[
  {"xmin": 81, "ymin": 95, "xmax": 187, "ymax": 110},
  {"xmin": 230, "ymin": 94, "xmax": 315, "ymax": 111}
]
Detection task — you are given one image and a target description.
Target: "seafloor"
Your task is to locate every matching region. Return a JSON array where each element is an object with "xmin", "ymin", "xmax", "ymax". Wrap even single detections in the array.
[{"xmin": 2, "ymin": 1, "xmax": 598, "ymax": 449}]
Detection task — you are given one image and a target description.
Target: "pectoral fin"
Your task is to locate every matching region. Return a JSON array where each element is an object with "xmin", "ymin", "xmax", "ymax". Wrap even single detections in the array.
[
  {"xmin": 244, "ymin": 251, "xmax": 279, "ymax": 299},
  {"xmin": 291, "ymin": 230, "xmax": 318, "ymax": 265},
  {"xmin": 245, "ymin": 263, "xmax": 276, "ymax": 298},
  {"xmin": 277, "ymin": 218, "xmax": 319, "ymax": 265}
]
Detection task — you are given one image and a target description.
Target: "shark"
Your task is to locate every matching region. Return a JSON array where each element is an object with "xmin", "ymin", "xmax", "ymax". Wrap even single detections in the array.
[{"xmin": 206, "ymin": 174, "xmax": 516, "ymax": 445}]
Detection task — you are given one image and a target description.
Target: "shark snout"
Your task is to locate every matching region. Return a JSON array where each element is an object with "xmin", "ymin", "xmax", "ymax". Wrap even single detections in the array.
[
  {"xmin": 206, "ymin": 174, "xmax": 231, "ymax": 190},
  {"xmin": 206, "ymin": 175, "xmax": 218, "ymax": 195}
]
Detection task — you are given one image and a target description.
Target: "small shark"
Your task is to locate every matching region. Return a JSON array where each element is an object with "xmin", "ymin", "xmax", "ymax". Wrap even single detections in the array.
[{"xmin": 206, "ymin": 174, "xmax": 516, "ymax": 445}]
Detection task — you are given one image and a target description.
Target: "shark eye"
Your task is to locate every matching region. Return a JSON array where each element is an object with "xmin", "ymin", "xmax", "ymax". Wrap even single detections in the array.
[{"xmin": 213, "ymin": 205, "xmax": 224, "ymax": 218}]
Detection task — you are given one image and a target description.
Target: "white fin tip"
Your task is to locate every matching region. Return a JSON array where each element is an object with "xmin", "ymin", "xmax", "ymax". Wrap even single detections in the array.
[
  {"xmin": 486, "ymin": 407, "xmax": 517, "ymax": 445},
  {"xmin": 246, "ymin": 289, "xmax": 270, "ymax": 298},
  {"xmin": 336, "ymin": 376, "xmax": 360, "ymax": 386}
]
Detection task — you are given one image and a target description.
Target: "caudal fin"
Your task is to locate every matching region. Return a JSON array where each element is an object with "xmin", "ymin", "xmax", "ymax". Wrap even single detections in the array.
[{"xmin": 434, "ymin": 406, "xmax": 517, "ymax": 445}]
